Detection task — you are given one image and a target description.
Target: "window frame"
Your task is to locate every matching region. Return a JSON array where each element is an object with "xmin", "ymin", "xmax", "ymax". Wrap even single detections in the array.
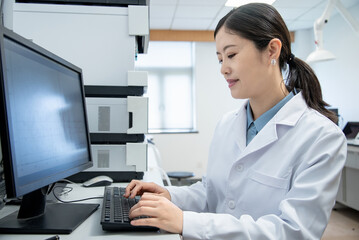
[{"xmin": 135, "ymin": 41, "xmax": 197, "ymax": 134}]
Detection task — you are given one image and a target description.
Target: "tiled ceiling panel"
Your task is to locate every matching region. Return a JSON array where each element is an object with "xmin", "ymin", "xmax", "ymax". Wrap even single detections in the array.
[{"xmin": 149, "ymin": 0, "xmax": 359, "ymax": 31}]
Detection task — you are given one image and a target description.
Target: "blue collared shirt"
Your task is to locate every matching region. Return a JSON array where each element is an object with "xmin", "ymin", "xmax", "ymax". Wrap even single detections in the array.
[{"xmin": 246, "ymin": 91, "xmax": 295, "ymax": 145}]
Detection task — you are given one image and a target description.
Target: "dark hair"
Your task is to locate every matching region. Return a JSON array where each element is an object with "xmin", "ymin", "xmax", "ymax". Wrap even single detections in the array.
[{"xmin": 214, "ymin": 3, "xmax": 337, "ymax": 124}]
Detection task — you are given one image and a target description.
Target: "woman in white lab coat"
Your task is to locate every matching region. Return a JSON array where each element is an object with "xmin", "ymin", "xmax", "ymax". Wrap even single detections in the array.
[{"xmin": 125, "ymin": 3, "xmax": 347, "ymax": 239}]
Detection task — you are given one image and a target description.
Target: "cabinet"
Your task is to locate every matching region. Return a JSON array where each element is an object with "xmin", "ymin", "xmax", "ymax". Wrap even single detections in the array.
[
  {"xmin": 336, "ymin": 145, "xmax": 359, "ymax": 211},
  {"xmin": 12, "ymin": 1, "xmax": 149, "ymax": 182}
]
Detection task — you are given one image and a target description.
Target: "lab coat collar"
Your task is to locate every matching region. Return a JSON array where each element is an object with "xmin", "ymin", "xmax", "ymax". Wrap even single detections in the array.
[
  {"xmin": 235, "ymin": 92, "xmax": 307, "ymax": 158},
  {"xmin": 273, "ymin": 91, "xmax": 307, "ymax": 127}
]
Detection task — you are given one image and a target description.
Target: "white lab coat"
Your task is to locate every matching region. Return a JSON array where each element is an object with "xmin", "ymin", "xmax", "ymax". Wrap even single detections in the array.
[{"xmin": 167, "ymin": 92, "xmax": 347, "ymax": 240}]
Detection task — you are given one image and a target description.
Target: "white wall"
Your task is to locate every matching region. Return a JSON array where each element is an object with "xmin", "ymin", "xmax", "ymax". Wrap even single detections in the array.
[
  {"xmin": 154, "ymin": 3, "xmax": 359, "ymax": 178},
  {"xmin": 292, "ymin": 3, "xmax": 359, "ymax": 129},
  {"xmin": 152, "ymin": 42, "xmax": 242, "ymax": 178}
]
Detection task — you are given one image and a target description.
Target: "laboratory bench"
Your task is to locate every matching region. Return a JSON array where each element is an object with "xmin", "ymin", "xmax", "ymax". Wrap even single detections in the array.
[{"xmin": 0, "ymin": 170, "xmax": 181, "ymax": 240}]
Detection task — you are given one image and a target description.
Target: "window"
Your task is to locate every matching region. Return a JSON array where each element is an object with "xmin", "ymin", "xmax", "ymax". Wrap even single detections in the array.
[{"xmin": 135, "ymin": 41, "xmax": 196, "ymax": 133}]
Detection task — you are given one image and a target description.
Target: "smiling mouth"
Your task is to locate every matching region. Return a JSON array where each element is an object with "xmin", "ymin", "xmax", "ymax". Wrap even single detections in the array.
[{"xmin": 227, "ymin": 79, "xmax": 239, "ymax": 88}]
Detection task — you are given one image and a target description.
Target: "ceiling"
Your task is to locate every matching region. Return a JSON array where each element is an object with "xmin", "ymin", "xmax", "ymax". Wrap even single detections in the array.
[{"xmin": 149, "ymin": 0, "xmax": 359, "ymax": 31}]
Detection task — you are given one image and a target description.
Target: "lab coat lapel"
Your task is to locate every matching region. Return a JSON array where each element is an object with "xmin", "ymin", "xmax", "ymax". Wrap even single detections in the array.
[
  {"xmin": 238, "ymin": 92, "xmax": 306, "ymax": 160},
  {"xmin": 241, "ymin": 121, "xmax": 278, "ymax": 159},
  {"xmin": 234, "ymin": 100, "xmax": 249, "ymax": 152}
]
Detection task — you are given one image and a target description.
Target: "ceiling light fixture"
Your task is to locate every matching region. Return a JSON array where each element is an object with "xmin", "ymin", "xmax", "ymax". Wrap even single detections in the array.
[
  {"xmin": 306, "ymin": 0, "xmax": 359, "ymax": 64},
  {"xmin": 225, "ymin": 0, "xmax": 276, "ymax": 8}
]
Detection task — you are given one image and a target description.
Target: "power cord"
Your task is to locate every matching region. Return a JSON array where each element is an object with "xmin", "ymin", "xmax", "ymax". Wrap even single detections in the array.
[{"xmin": 51, "ymin": 180, "xmax": 103, "ymax": 204}]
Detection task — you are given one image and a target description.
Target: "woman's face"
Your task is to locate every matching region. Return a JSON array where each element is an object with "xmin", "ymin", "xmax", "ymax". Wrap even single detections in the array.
[{"xmin": 215, "ymin": 27, "xmax": 271, "ymax": 100}]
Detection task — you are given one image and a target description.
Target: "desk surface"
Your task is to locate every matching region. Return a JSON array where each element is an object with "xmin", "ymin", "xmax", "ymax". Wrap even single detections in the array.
[{"xmin": 0, "ymin": 171, "xmax": 181, "ymax": 240}]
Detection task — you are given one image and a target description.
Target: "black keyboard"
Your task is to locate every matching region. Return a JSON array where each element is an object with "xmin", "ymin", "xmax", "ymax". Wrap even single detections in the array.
[{"xmin": 100, "ymin": 186, "xmax": 158, "ymax": 231}]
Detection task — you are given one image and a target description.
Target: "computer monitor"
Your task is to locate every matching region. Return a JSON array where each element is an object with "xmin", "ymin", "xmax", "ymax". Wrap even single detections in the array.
[
  {"xmin": 0, "ymin": 26, "xmax": 99, "ymax": 234},
  {"xmin": 343, "ymin": 122, "xmax": 359, "ymax": 139}
]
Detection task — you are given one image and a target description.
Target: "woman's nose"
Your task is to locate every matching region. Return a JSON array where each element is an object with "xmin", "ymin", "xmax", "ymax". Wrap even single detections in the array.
[{"xmin": 221, "ymin": 61, "xmax": 230, "ymax": 76}]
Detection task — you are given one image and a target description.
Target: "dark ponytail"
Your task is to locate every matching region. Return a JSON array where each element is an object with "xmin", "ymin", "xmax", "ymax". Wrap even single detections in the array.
[
  {"xmin": 214, "ymin": 3, "xmax": 337, "ymax": 124},
  {"xmin": 287, "ymin": 57, "xmax": 337, "ymax": 123}
]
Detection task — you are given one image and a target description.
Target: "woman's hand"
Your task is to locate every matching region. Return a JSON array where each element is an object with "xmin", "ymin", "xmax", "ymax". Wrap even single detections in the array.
[
  {"xmin": 124, "ymin": 180, "xmax": 171, "ymax": 200},
  {"xmin": 129, "ymin": 193, "xmax": 183, "ymax": 234}
]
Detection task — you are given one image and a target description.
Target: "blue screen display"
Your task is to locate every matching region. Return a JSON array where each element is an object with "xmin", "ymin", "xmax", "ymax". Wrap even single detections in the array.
[{"xmin": 3, "ymin": 37, "xmax": 90, "ymax": 196}]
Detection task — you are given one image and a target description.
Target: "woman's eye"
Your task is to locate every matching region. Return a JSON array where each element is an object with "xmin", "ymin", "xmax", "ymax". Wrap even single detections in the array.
[
  {"xmin": 218, "ymin": 59, "xmax": 223, "ymax": 64},
  {"xmin": 228, "ymin": 54, "xmax": 236, "ymax": 59}
]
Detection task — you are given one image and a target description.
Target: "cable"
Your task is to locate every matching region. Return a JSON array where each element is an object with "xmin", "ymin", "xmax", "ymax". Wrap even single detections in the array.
[
  {"xmin": 147, "ymin": 140, "xmax": 172, "ymax": 186},
  {"xmin": 58, "ymin": 178, "xmax": 83, "ymax": 186},
  {"xmin": 52, "ymin": 185, "xmax": 103, "ymax": 204}
]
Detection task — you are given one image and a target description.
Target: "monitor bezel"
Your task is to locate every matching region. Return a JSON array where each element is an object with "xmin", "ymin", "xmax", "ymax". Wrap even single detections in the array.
[{"xmin": 0, "ymin": 25, "xmax": 93, "ymax": 199}]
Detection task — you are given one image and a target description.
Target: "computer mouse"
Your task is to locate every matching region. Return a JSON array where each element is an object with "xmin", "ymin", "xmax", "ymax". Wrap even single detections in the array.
[{"xmin": 83, "ymin": 175, "xmax": 113, "ymax": 187}]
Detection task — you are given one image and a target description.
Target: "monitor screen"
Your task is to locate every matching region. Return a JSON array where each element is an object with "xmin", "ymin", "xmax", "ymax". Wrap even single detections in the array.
[
  {"xmin": 0, "ymin": 26, "xmax": 98, "ymax": 234},
  {"xmin": 3, "ymin": 35, "xmax": 91, "ymax": 197},
  {"xmin": 343, "ymin": 122, "xmax": 359, "ymax": 139}
]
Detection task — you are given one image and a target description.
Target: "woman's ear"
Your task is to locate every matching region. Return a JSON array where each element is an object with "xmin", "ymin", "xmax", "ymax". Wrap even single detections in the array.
[{"xmin": 267, "ymin": 38, "xmax": 282, "ymax": 62}]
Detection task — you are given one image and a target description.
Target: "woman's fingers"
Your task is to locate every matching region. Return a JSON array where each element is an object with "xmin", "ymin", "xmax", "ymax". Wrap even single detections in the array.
[
  {"xmin": 130, "ymin": 204, "xmax": 159, "ymax": 218},
  {"xmin": 124, "ymin": 180, "xmax": 171, "ymax": 200},
  {"xmin": 130, "ymin": 216, "xmax": 158, "ymax": 229},
  {"xmin": 129, "ymin": 193, "xmax": 183, "ymax": 234},
  {"xmin": 124, "ymin": 180, "xmax": 153, "ymax": 198},
  {"xmin": 129, "ymin": 194, "xmax": 160, "ymax": 214},
  {"xmin": 124, "ymin": 180, "xmax": 140, "ymax": 198}
]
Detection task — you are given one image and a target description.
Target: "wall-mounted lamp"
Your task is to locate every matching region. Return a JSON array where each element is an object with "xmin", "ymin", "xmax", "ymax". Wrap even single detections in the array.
[{"xmin": 306, "ymin": 0, "xmax": 359, "ymax": 64}]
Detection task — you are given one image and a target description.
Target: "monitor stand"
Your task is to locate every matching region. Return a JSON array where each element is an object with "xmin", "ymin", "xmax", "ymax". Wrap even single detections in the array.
[{"xmin": 0, "ymin": 187, "xmax": 99, "ymax": 234}]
